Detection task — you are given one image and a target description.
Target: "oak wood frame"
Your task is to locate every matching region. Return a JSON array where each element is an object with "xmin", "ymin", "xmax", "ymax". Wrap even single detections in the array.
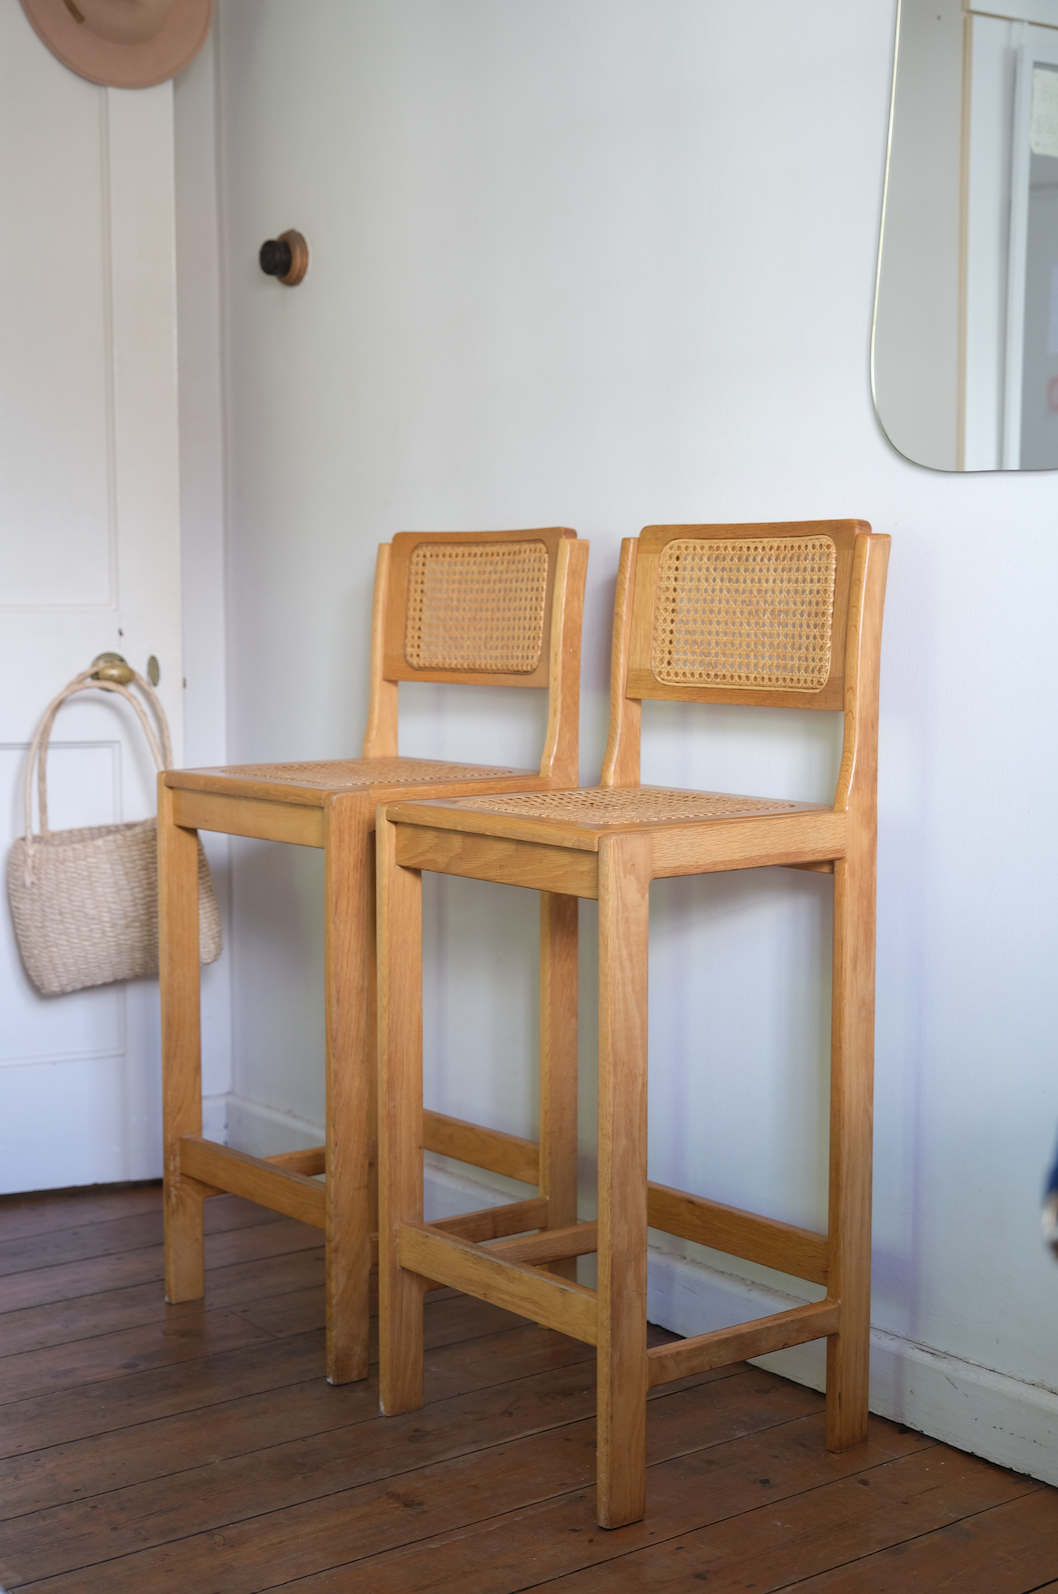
[
  {"xmin": 160, "ymin": 529, "xmax": 587, "ymax": 1386},
  {"xmin": 377, "ymin": 520, "xmax": 889, "ymax": 1528}
]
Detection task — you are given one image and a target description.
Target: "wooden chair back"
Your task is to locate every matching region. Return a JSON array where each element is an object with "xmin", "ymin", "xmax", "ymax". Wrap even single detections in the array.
[
  {"xmin": 602, "ymin": 519, "xmax": 889, "ymax": 812},
  {"xmin": 362, "ymin": 527, "xmax": 586, "ymax": 784}
]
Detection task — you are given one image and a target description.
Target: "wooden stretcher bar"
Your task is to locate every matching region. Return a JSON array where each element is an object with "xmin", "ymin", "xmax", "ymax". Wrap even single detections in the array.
[
  {"xmin": 647, "ymin": 1299, "xmax": 840, "ymax": 1386},
  {"xmin": 179, "ymin": 1135, "xmax": 326, "ymax": 1228},
  {"xmin": 398, "ymin": 1220, "xmax": 599, "ymax": 1344}
]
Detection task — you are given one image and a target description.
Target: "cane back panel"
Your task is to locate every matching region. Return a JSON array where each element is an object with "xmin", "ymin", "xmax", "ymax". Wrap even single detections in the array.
[
  {"xmin": 627, "ymin": 520, "xmax": 867, "ymax": 711},
  {"xmin": 383, "ymin": 528, "xmax": 575, "ymax": 688}
]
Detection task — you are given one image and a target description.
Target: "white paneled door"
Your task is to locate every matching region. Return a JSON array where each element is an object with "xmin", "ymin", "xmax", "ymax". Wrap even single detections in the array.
[{"xmin": 0, "ymin": 6, "xmax": 183, "ymax": 1193}]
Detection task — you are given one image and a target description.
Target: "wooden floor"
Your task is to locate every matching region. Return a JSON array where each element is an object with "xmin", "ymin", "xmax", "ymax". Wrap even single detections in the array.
[{"xmin": 1, "ymin": 1187, "xmax": 1057, "ymax": 1593}]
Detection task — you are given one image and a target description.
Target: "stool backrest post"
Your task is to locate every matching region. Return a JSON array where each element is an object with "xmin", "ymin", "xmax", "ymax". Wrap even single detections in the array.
[
  {"xmin": 362, "ymin": 543, "xmax": 399, "ymax": 758},
  {"xmin": 599, "ymin": 520, "xmax": 889, "ymax": 806},
  {"xmin": 833, "ymin": 530, "xmax": 891, "ymax": 818},
  {"xmin": 359, "ymin": 528, "xmax": 585, "ymax": 781},
  {"xmin": 601, "ymin": 538, "xmax": 641, "ymax": 788},
  {"xmin": 537, "ymin": 536, "xmax": 590, "ymax": 785}
]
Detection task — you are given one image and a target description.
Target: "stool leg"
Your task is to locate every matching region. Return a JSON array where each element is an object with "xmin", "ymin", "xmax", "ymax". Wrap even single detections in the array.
[
  {"xmin": 324, "ymin": 794, "xmax": 374, "ymax": 1384},
  {"xmin": 159, "ymin": 780, "xmax": 206, "ymax": 1303},
  {"xmin": 540, "ymin": 892, "xmax": 579, "ymax": 1279},
  {"xmin": 825, "ymin": 848, "xmax": 875, "ymax": 1451},
  {"xmin": 596, "ymin": 834, "xmax": 651, "ymax": 1529},
  {"xmin": 377, "ymin": 813, "xmax": 427, "ymax": 1415}
]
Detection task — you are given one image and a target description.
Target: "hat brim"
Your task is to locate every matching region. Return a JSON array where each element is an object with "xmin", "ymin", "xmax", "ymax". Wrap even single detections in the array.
[{"xmin": 20, "ymin": 0, "xmax": 213, "ymax": 90}]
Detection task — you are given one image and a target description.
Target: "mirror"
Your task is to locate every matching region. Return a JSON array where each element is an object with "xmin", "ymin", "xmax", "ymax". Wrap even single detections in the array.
[{"xmin": 874, "ymin": 0, "xmax": 1058, "ymax": 469}]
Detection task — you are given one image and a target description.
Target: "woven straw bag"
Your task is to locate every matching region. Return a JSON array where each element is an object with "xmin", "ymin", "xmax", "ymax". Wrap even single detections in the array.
[{"xmin": 7, "ymin": 667, "xmax": 222, "ymax": 996}]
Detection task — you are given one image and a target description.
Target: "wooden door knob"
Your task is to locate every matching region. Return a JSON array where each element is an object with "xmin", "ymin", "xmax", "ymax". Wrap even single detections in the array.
[{"xmin": 259, "ymin": 229, "xmax": 309, "ymax": 286}]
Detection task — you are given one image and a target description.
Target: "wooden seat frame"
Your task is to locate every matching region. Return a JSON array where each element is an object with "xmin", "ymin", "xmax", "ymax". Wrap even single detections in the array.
[
  {"xmin": 377, "ymin": 520, "xmax": 889, "ymax": 1527},
  {"xmin": 160, "ymin": 527, "xmax": 588, "ymax": 1384}
]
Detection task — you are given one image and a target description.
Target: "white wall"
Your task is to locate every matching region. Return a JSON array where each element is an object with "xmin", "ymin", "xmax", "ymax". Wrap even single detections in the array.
[{"xmin": 202, "ymin": 0, "xmax": 1058, "ymax": 1483}]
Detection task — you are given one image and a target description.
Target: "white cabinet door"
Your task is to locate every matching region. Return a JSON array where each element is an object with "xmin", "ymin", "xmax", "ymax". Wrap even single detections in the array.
[{"xmin": 0, "ymin": 7, "xmax": 183, "ymax": 1193}]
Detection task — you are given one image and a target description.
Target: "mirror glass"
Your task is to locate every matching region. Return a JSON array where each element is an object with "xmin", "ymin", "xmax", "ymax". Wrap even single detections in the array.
[{"xmin": 874, "ymin": 0, "xmax": 1058, "ymax": 469}]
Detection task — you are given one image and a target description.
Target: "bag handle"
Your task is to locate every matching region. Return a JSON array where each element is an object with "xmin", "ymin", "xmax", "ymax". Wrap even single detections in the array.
[{"xmin": 22, "ymin": 668, "xmax": 174, "ymax": 844}]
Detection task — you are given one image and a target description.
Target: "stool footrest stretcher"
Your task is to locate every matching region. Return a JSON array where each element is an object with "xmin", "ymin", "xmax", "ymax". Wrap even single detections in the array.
[
  {"xmin": 398, "ymin": 1219, "xmax": 599, "ymax": 1344},
  {"xmin": 179, "ymin": 1135, "xmax": 326, "ymax": 1228},
  {"xmin": 647, "ymin": 1298, "xmax": 840, "ymax": 1386}
]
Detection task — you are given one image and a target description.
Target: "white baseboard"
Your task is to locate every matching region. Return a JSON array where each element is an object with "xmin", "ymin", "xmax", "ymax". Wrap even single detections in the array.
[
  {"xmin": 221, "ymin": 1098, "xmax": 1058, "ymax": 1489},
  {"xmin": 224, "ymin": 1093, "xmax": 324, "ymax": 1156},
  {"xmin": 201, "ymin": 1092, "xmax": 228, "ymax": 1145}
]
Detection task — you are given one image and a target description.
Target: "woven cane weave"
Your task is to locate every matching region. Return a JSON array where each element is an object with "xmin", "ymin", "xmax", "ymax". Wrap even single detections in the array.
[
  {"xmin": 450, "ymin": 786, "xmax": 798, "ymax": 826},
  {"xmin": 651, "ymin": 536, "xmax": 837, "ymax": 690},
  {"xmin": 404, "ymin": 541, "xmax": 549, "ymax": 673},
  {"xmin": 216, "ymin": 757, "xmax": 522, "ymax": 787}
]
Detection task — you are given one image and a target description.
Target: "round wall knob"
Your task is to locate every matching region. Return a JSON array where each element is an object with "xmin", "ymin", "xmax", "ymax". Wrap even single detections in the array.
[{"xmin": 259, "ymin": 229, "xmax": 309, "ymax": 286}]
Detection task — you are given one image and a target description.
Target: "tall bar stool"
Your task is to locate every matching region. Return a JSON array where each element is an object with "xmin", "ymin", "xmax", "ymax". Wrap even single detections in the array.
[
  {"xmin": 160, "ymin": 527, "xmax": 588, "ymax": 1384},
  {"xmin": 377, "ymin": 519, "xmax": 889, "ymax": 1527}
]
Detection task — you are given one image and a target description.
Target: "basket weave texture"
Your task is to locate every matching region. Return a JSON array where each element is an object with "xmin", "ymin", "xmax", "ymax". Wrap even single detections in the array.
[
  {"xmin": 404, "ymin": 541, "xmax": 549, "ymax": 673},
  {"xmin": 7, "ymin": 668, "xmax": 222, "ymax": 997},
  {"xmin": 450, "ymin": 786, "xmax": 798, "ymax": 826},
  {"xmin": 8, "ymin": 819, "xmax": 220, "ymax": 996},
  {"xmin": 652, "ymin": 536, "xmax": 837, "ymax": 690}
]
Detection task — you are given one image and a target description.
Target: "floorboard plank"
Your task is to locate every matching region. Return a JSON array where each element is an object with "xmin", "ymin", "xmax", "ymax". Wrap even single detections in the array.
[
  {"xmin": 0, "ymin": 1305, "xmax": 277, "ymax": 1407},
  {"xmin": 0, "ymin": 1194, "xmax": 283, "ymax": 1280},
  {"xmin": 0, "ymin": 1329, "xmax": 332, "ymax": 1459},
  {"xmin": 0, "ymin": 1318, "xmax": 595, "ymax": 1521},
  {"xmin": 0, "ymin": 1184, "xmax": 162, "ymax": 1243},
  {"xmin": 0, "ymin": 1241, "xmax": 170, "ymax": 1315},
  {"xmin": 0, "ymin": 1216, "xmax": 325, "ymax": 1319},
  {"xmin": 1, "ymin": 1183, "xmax": 1055, "ymax": 1594},
  {"xmin": 505, "ymin": 1446, "xmax": 1043, "ymax": 1592},
  {"xmin": 783, "ymin": 1488, "xmax": 1058, "ymax": 1593},
  {"xmin": 275, "ymin": 1412, "xmax": 937, "ymax": 1594},
  {"xmin": 1, "ymin": 1375, "xmax": 821, "ymax": 1592},
  {"xmin": 5, "ymin": 1404, "xmax": 925, "ymax": 1594},
  {"xmin": 0, "ymin": 1294, "xmax": 541, "ymax": 1458},
  {"xmin": 0, "ymin": 1250, "xmax": 326, "ymax": 1356},
  {"xmin": 0, "ymin": 1353, "xmax": 801, "ymax": 1584}
]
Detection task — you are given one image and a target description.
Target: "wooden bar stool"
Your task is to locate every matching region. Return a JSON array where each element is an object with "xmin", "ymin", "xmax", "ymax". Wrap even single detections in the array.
[
  {"xmin": 160, "ymin": 527, "xmax": 588, "ymax": 1385},
  {"xmin": 377, "ymin": 519, "xmax": 889, "ymax": 1527}
]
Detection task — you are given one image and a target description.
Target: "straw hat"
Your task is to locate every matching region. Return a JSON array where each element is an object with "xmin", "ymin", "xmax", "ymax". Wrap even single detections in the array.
[{"xmin": 20, "ymin": 0, "xmax": 213, "ymax": 90}]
